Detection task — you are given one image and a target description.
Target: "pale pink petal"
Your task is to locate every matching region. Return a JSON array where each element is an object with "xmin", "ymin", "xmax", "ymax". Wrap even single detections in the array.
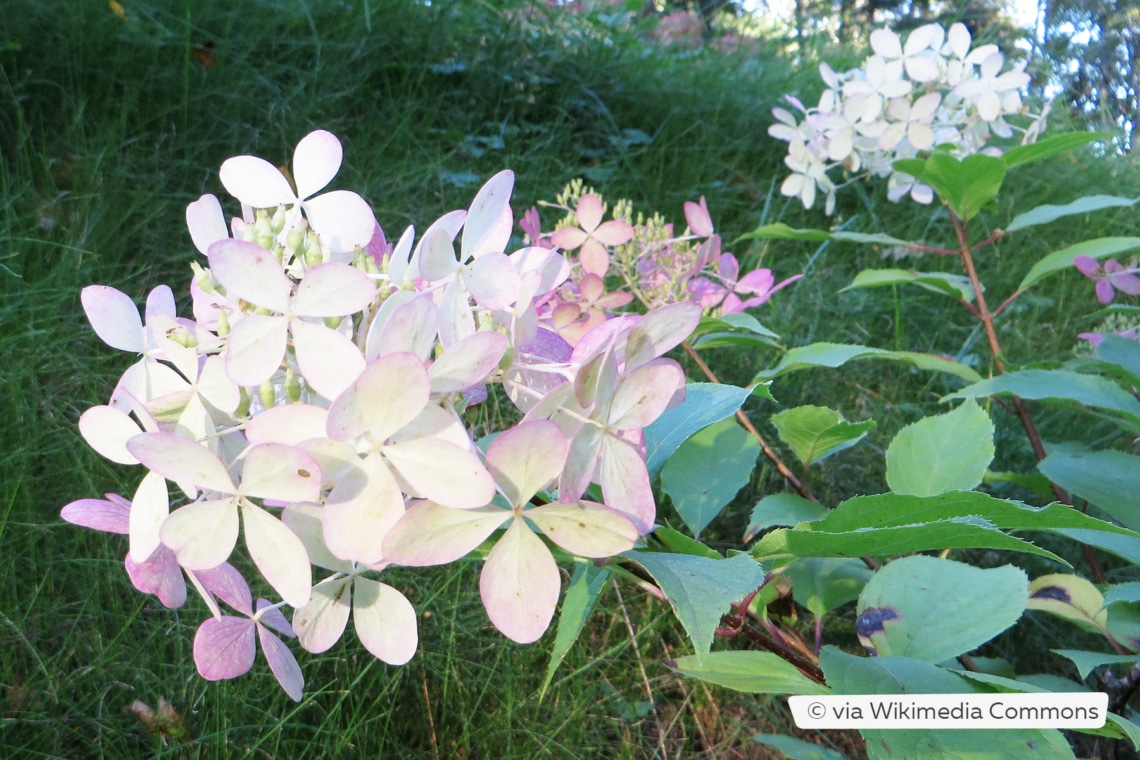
[
  {"xmin": 735, "ymin": 268, "xmax": 776, "ymax": 296},
  {"xmin": 219, "ymin": 156, "xmax": 297, "ymax": 208},
  {"xmin": 418, "ymin": 226, "xmax": 461, "ymax": 282},
  {"xmin": 389, "ymin": 405, "xmax": 471, "ymax": 450},
  {"xmin": 282, "ymin": 502, "xmax": 353, "ymax": 573},
  {"xmin": 608, "ymin": 361, "xmax": 685, "ymax": 430},
  {"xmin": 376, "ymin": 296, "xmax": 440, "ymax": 361},
  {"xmin": 241, "ymin": 503, "xmax": 312, "ymax": 608},
  {"xmin": 61, "ymin": 496, "xmax": 130, "ymax": 534},
  {"xmin": 578, "ymin": 239, "xmax": 610, "ymax": 277},
  {"xmin": 197, "ymin": 562, "xmax": 253, "ymax": 615},
  {"xmin": 292, "ymin": 130, "xmax": 342, "ymax": 200},
  {"xmin": 549, "ymin": 226, "xmax": 589, "ymax": 250},
  {"xmin": 239, "ymin": 443, "xmax": 322, "ymax": 503},
  {"xmin": 463, "ymin": 252, "xmax": 521, "ymax": 310},
  {"xmin": 462, "ymin": 170, "xmax": 515, "ymax": 260},
  {"xmin": 486, "ymin": 421, "xmax": 568, "ymax": 507},
  {"xmin": 591, "ymin": 219, "xmax": 635, "ymax": 247},
  {"xmin": 353, "ymin": 577, "xmax": 418, "ymax": 665},
  {"xmin": 125, "ymin": 545, "xmax": 186, "ymax": 608},
  {"xmin": 128, "ymin": 470, "xmax": 169, "ymax": 563},
  {"xmin": 354, "ymin": 352, "xmax": 431, "ymax": 442},
  {"xmin": 323, "ymin": 453, "xmax": 405, "ymax": 564},
  {"xmin": 428, "ymin": 331, "xmax": 508, "ymax": 394},
  {"xmin": 905, "ymin": 55, "xmax": 940, "ymax": 83},
  {"xmin": 79, "ymin": 405, "xmax": 142, "ymax": 464},
  {"xmin": 382, "ymin": 501, "xmax": 508, "ymax": 566},
  {"xmin": 575, "ymin": 194, "xmax": 604, "ymax": 232},
  {"xmin": 257, "ymin": 624, "xmax": 304, "ymax": 701},
  {"xmin": 186, "ymin": 194, "xmax": 229, "ymax": 255},
  {"xmin": 684, "ymin": 197, "xmax": 714, "ymax": 237},
  {"xmin": 145, "ymin": 285, "xmax": 177, "ymax": 320},
  {"xmin": 196, "ymin": 355, "xmax": 240, "ymax": 414},
  {"xmin": 325, "ymin": 382, "xmax": 367, "ymax": 442},
  {"xmin": 293, "ymin": 576, "xmax": 352, "ymax": 653},
  {"xmin": 81, "ymin": 285, "xmax": 144, "ymax": 353},
  {"xmin": 194, "ymin": 616, "xmax": 256, "ymax": 681},
  {"xmin": 558, "ymin": 424, "xmax": 604, "ymax": 503},
  {"xmin": 527, "ymin": 500, "xmax": 639, "ymax": 557},
  {"xmin": 599, "ymin": 434, "xmax": 655, "ymax": 534},
  {"xmin": 480, "ymin": 519, "xmax": 560, "ymax": 643},
  {"xmin": 292, "ymin": 262, "xmax": 376, "ymax": 317},
  {"xmin": 623, "ymin": 301, "xmax": 702, "ymax": 372},
  {"xmin": 303, "ymin": 190, "xmax": 378, "ymax": 252},
  {"xmin": 381, "ymin": 437, "xmax": 495, "ymax": 509},
  {"xmin": 246, "ymin": 404, "xmax": 329, "ymax": 446},
  {"xmin": 291, "ymin": 319, "xmax": 366, "ymax": 401},
  {"xmin": 160, "ymin": 498, "xmax": 240, "ymax": 570},
  {"xmin": 387, "ymin": 225, "xmax": 417, "ymax": 285},
  {"xmin": 438, "ymin": 278, "xmax": 476, "ymax": 348},
  {"xmin": 127, "ymin": 431, "xmax": 235, "ymax": 495},
  {"xmin": 207, "ymin": 239, "xmax": 292, "ymax": 313}
]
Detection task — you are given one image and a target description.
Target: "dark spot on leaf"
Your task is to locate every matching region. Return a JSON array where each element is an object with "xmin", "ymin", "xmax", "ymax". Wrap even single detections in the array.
[
  {"xmin": 1027, "ymin": 741, "xmax": 1037, "ymax": 750},
  {"xmin": 1031, "ymin": 585, "xmax": 1070, "ymax": 603},
  {"xmin": 579, "ymin": 522, "xmax": 586, "ymax": 528},
  {"xmin": 298, "ymin": 469, "xmax": 311, "ymax": 478},
  {"xmin": 855, "ymin": 607, "xmax": 898, "ymax": 638}
]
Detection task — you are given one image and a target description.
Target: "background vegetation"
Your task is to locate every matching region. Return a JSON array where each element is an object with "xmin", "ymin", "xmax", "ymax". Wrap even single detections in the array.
[{"xmin": 2, "ymin": 0, "xmax": 1138, "ymax": 757}]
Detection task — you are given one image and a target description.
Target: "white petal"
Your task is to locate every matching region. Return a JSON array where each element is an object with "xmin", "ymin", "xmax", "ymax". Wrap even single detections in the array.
[
  {"xmin": 462, "ymin": 170, "xmax": 515, "ymax": 261},
  {"xmin": 128, "ymin": 470, "xmax": 170, "ymax": 563},
  {"xmin": 429, "ymin": 331, "xmax": 508, "ymax": 394},
  {"xmin": 353, "ymin": 577, "xmax": 418, "ymax": 665},
  {"xmin": 381, "ymin": 437, "xmax": 495, "ymax": 509},
  {"xmin": 375, "ymin": 295, "xmax": 440, "ymax": 362},
  {"xmin": 208, "ymin": 239, "xmax": 292, "ymax": 313},
  {"xmin": 870, "ymin": 29, "xmax": 902, "ymax": 59},
  {"xmin": 480, "ymin": 519, "xmax": 559, "ymax": 644},
  {"xmin": 239, "ymin": 443, "xmax": 322, "ymax": 503},
  {"xmin": 382, "ymin": 501, "xmax": 508, "ymax": 566},
  {"xmin": 323, "ymin": 453, "xmax": 405, "ymax": 564},
  {"xmin": 186, "ymin": 194, "xmax": 229, "ymax": 255},
  {"xmin": 241, "ymin": 502, "xmax": 311, "ymax": 608},
  {"xmin": 160, "ymin": 498, "xmax": 239, "ymax": 570},
  {"xmin": 219, "ymin": 155, "xmax": 297, "ymax": 209},
  {"xmin": 527, "ymin": 500, "xmax": 639, "ymax": 557},
  {"xmin": 224, "ymin": 314, "xmax": 288, "ymax": 387},
  {"xmin": 292, "ymin": 130, "xmax": 342, "ymax": 200},
  {"xmin": 79, "ymin": 405, "xmax": 142, "ymax": 464},
  {"xmin": 292, "ymin": 262, "xmax": 376, "ymax": 318},
  {"xmin": 293, "ymin": 576, "xmax": 352, "ymax": 653},
  {"xmin": 81, "ymin": 286, "xmax": 144, "ymax": 353},
  {"xmin": 354, "ymin": 352, "xmax": 430, "ymax": 442},
  {"xmin": 291, "ymin": 319, "xmax": 366, "ymax": 401},
  {"xmin": 463, "ymin": 252, "xmax": 521, "ymax": 311},
  {"xmin": 128, "ymin": 431, "xmax": 235, "ymax": 495},
  {"xmin": 302, "ymin": 191, "xmax": 378, "ymax": 253}
]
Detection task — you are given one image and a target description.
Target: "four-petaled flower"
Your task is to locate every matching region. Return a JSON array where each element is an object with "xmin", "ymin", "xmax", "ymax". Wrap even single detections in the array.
[
  {"xmin": 1075, "ymin": 256, "xmax": 1140, "ymax": 304},
  {"xmin": 550, "ymin": 194, "xmax": 635, "ymax": 277}
]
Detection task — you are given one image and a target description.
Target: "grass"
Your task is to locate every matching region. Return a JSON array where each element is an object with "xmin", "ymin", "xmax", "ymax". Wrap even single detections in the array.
[{"xmin": 3, "ymin": 0, "xmax": 1140, "ymax": 757}]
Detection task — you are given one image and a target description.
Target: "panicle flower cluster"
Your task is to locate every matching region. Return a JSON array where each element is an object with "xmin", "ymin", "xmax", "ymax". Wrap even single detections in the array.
[
  {"xmin": 769, "ymin": 22, "xmax": 1045, "ymax": 214},
  {"xmin": 62, "ymin": 130, "xmax": 800, "ymax": 700}
]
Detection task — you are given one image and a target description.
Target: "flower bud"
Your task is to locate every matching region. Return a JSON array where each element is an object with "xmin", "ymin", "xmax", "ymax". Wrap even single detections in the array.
[
  {"xmin": 498, "ymin": 346, "xmax": 515, "ymax": 371},
  {"xmin": 324, "ymin": 316, "xmax": 342, "ymax": 330},
  {"xmin": 235, "ymin": 387, "xmax": 251, "ymax": 418},
  {"xmin": 285, "ymin": 369, "xmax": 302, "ymax": 402},
  {"xmin": 270, "ymin": 204, "xmax": 288, "ymax": 235},
  {"xmin": 215, "ymin": 308, "xmax": 231, "ymax": 337},
  {"xmin": 259, "ymin": 380, "xmax": 276, "ymax": 409}
]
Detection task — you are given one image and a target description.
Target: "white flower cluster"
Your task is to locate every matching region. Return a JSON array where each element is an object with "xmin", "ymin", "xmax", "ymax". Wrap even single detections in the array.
[{"xmin": 770, "ymin": 23, "xmax": 1040, "ymax": 214}]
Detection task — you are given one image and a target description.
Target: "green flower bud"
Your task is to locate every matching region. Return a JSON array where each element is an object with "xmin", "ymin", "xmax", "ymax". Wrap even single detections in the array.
[
  {"xmin": 285, "ymin": 369, "xmax": 302, "ymax": 402},
  {"xmin": 285, "ymin": 228, "xmax": 305, "ymax": 254},
  {"xmin": 253, "ymin": 305, "xmax": 274, "ymax": 316},
  {"xmin": 324, "ymin": 316, "xmax": 343, "ymax": 330},
  {"xmin": 216, "ymin": 308, "xmax": 230, "ymax": 337},
  {"xmin": 498, "ymin": 346, "xmax": 516, "ymax": 371},
  {"xmin": 270, "ymin": 204, "xmax": 288, "ymax": 235},
  {"xmin": 259, "ymin": 380, "xmax": 276, "ymax": 409}
]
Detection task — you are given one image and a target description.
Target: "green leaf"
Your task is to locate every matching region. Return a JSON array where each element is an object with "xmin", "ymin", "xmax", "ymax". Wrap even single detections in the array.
[
  {"xmin": 1047, "ymin": 528, "xmax": 1140, "ymax": 565},
  {"xmin": 855, "ymin": 555, "xmax": 1027, "ymax": 662},
  {"xmin": 771, "ymin": 405, "xmax": 875, "ymax": 466},
  {"xmin": 812, "ymin": 491, "xmax": 1140, "ymax": 539},
  {"xmin": 622, "ymin": 551, "xmax": 765, "ymax": 660},
  {"xmin": 643, "ymin": 383, "xmax": 751, "ymax": 478},
  {"xmin": 736, "ymin": 223, "xmax": 910, "ymax": 248},
  {"xmin": 691, "ymin": 313, "xmax": 782, "ymax": 350},
  {"xmin": 752, "ymin": 517, "xmax": 1068, "ymax": 565},
  {"xmin": 1052, "ymin": 650, "xmax": 1140, "ymax": 680},
  {"xmin": 885, "ymin": 400, "xmax": 995, "ymax": 496},
  {"xmin": 756, "ymin": 342, "xmax": 982, "ymax": 383},
  {"xmin": 541, "ymin": 564, "xmax": 610, "ymax": 698},
  {"xmin": 1001, "ymin": 131, "xmax": 1112, "ymax": 168},
  {"xmin": 661, "ymin": 418, "xmax": 760, "ymax": 537},
  {"xmin": 1095, "ymin": 334, "xmax": 1140, "ymax": 385},
  {"xmin": 1018, "ymin": 237, "xmax": 1140, "ymax": 291},
  {"xmin": 841, "ymin": 268, "xmax": 974, "ymax": 300},
  {"xmin": 781, "ymin": 557, "xmax": 873, "ymax": 616},
  {"xmin": 753, "ymin": 734, "xmax": 846, "ymax": 760},
  {"xmin": 1006, "ymin": 195, "xmax": 1138, "ymax": 233},
  {"xmin": 652, "ymin": 526, "xmax": 723, "ymax": 559},
  {"xmin": 917, "ymin": 152, "xmax": 1008, "ymax": 221},
  {"xmin": 944, "ymin": 369, "xmax": 1140, "ymax": 424},
  {"xmin": 1103, "ymin": 582, "xmax": 1140, "ymax": 607},
  {"xmin": 745, "ymin": 492, "xmax": 829, "ymax": 541},
  {"xmin": 1039, "ymin": 450, "xmax": 1140, "ymax": 531},
  {"xmin": 670, "ymin": 651, "xmax": 830, "ymax": 695},
  {"xmin": 819, "ymin": 648, "xmax": 1076, "ymax": 760}
]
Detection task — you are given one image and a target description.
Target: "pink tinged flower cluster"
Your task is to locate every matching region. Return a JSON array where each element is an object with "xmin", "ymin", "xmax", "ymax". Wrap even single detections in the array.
[{"xmin": 63, "ymin": 129, "xmax": 750, "ymax": 699}]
